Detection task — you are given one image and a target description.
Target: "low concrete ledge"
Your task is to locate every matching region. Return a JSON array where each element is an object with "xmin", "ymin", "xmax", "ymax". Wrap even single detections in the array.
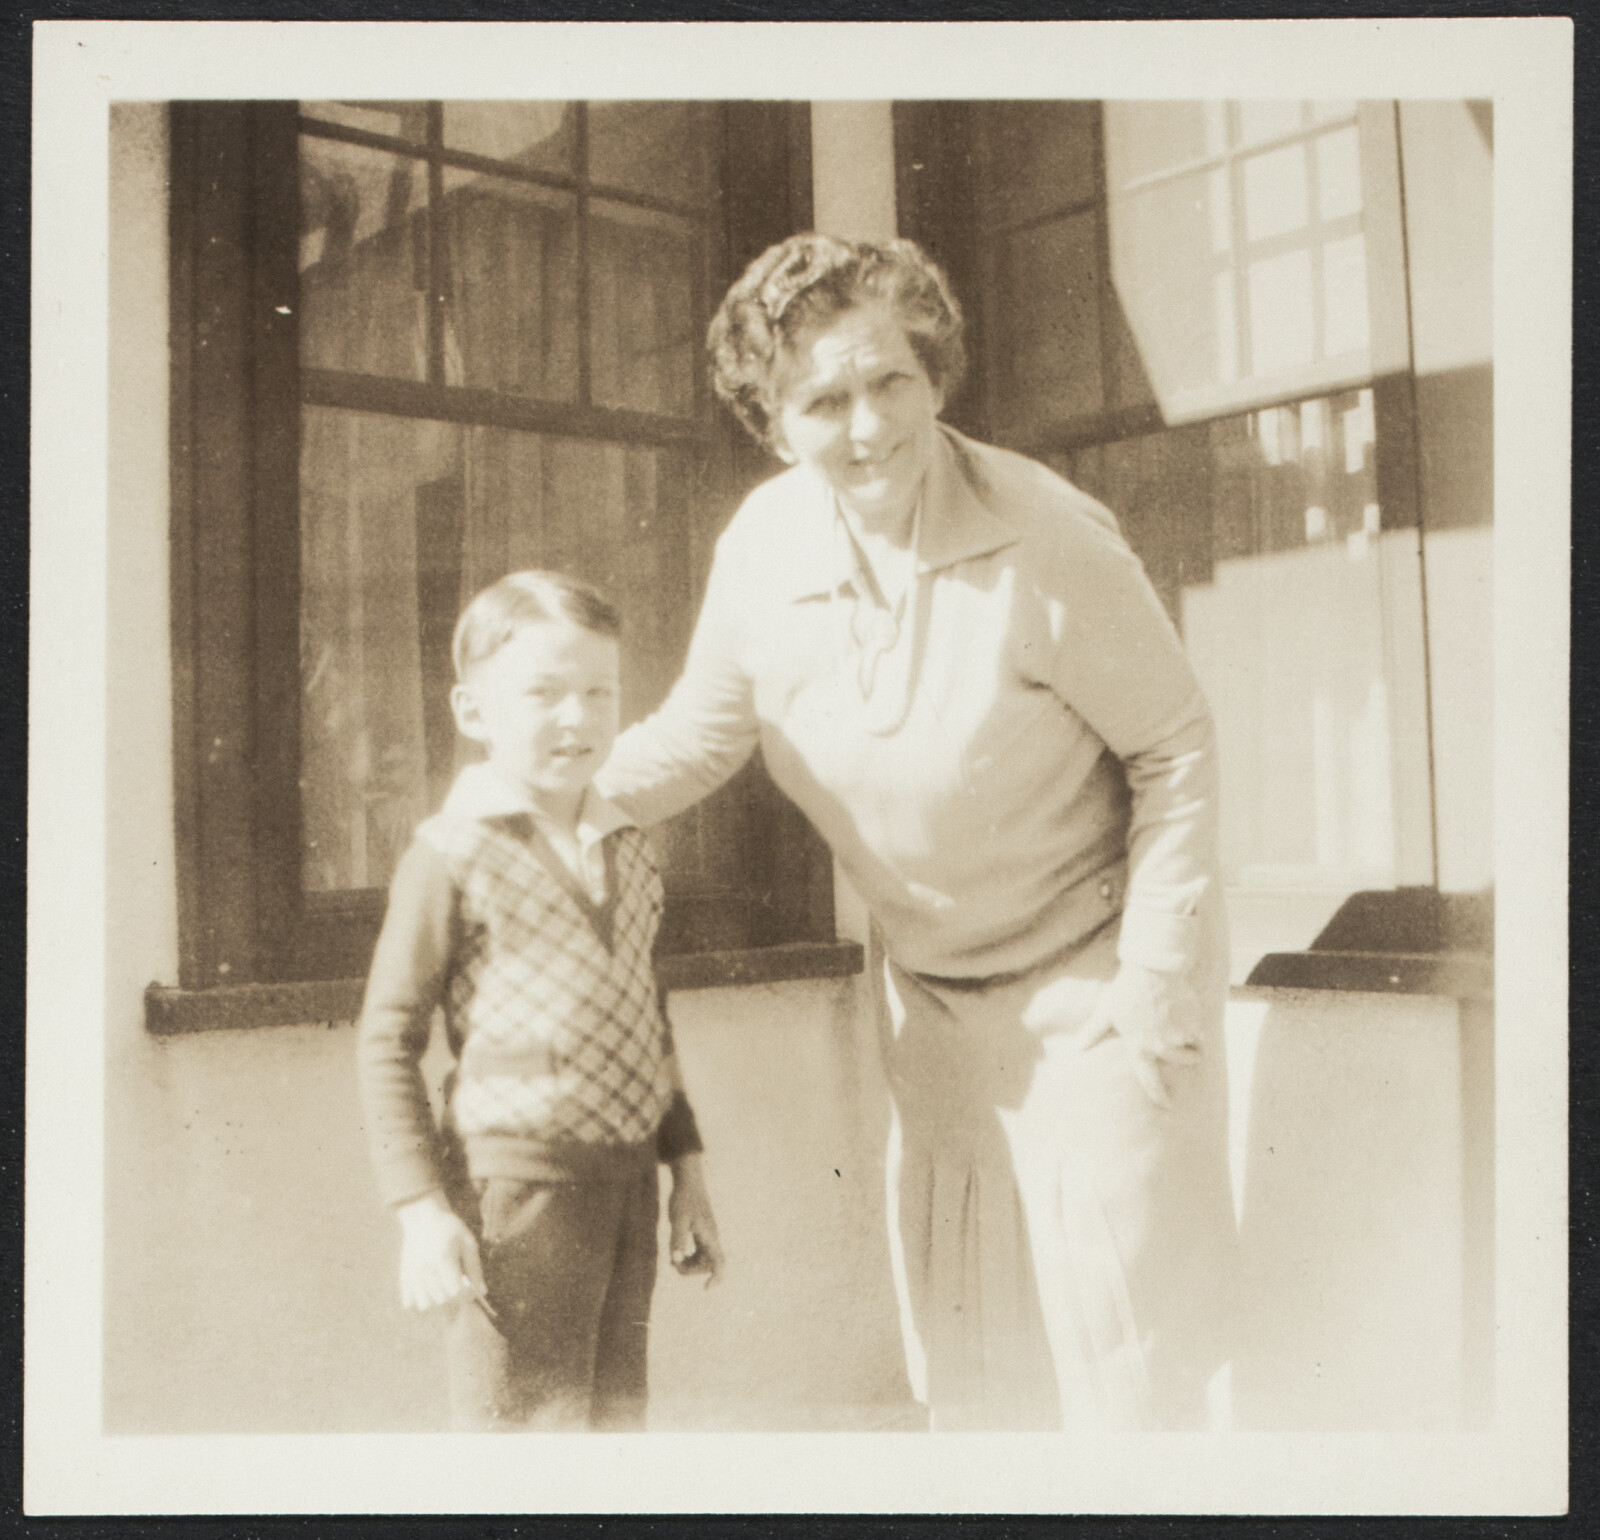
[
  {"xmin": 1243, "ymin": 887, "xmax": 1493, "ymax": 1002},
  {"xmin": 1245, "ymin": 948, "xmax": 1493, "ymax": 1000},
  {"xmin": 146, "ymin": 940, "xmax": 866, "ymax": 1035}
]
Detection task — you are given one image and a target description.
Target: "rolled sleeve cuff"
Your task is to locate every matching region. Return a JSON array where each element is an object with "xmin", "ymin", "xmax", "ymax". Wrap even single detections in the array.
[{"xmin": 1116, "ymin": 905, "xmax": 1201, "ymax": 974}]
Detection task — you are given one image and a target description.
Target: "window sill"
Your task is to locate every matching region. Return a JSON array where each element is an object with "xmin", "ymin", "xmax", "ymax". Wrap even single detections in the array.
[{"xmin": 144, "ymin": 940, "xmax": 866, "ymax": 1036}]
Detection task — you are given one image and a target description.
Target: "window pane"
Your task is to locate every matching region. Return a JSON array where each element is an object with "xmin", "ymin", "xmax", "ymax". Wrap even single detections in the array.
[
  {"xmin": 589, "ymin": 200, "xmax": 699, "ymax": 417},
  {"xmin": 438, "ymin": 169, "xmax": 580, "ymax": 400},
  {"xmin": 1322, "ymin": 235, "xmax": 1371, "ymax": 356},
  {"xmin": 300, "ymin": 407, "xmax": 449, "ymax": 893},
  {"xmin": 1236, "ymin": 100, "xmax": 1307, "ymax": 146},
  {"xmin": 1310, "ymin": 99, "xmax": 1359, "ymax": 126},
  {"xmin": 1242, "ymin": 143, "xmax": 1310, "ymax": 241},
  {"xmin": 1194, "ymin": 391, "xmax": 1401, "ymax": 890},
  {"xmin": 299, "ymin": 405, "xmax": 696, "ymax": 893},
  {"xmin": 994, "ymin": 210, "xmax": 1104, "ymax": 429},
  {"xmin": 977, "ymin": 100, "xmax": 1102, "ymax": 222},
  {"xmin": 442, "ymin": 100, "xmax": 575, "ymax": 174},
  {"xmin": 1064, "ymin": 387, "xmax": 1413, "ymax": 896},
  {"xmin": 301, "ymin": 101, "xmax": 428, "ymax": 143},
  {"xmin": 1315, "ymin": 125, "xmax": 1365, "ymax": 221},
  {"xmin": 298, "ymin": 134, "xmax": 428, "ymax": 379},
  {"xmin": 1247, "ymin": 248, "xmax": 1315, "ymax": 374},
  {"xmin": 1102, "ymin": 100, "xmax": 1228, "ymax": 187},
  {"xmin": 587, "ymin": 101, "xmax": 717, "ymax": 207},
  {"xmin": 1111, "ymin": 178, "xmax": 1231, "ymax": 399},
  {"xmin": 1105, "ymin": 103, "xmax": 1400, "ymax": 421}
]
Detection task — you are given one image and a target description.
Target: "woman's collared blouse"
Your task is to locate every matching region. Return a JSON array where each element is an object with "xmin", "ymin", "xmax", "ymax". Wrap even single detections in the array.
[{"xmin": 596, "ymin": 424, "xmax": 1220, "ymax": 983}]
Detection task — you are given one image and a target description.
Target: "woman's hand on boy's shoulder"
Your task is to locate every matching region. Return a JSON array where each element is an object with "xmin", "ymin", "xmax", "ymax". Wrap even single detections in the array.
[
  {"xmin": 396, "ymin": 1190, "xmax": 486, "ymax": 1312},
  {"xmin": 667, "ymin": 1153, "xmax": 725, "ymax": 1289}
]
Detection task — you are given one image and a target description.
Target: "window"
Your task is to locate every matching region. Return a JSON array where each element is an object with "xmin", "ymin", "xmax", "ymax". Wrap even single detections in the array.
[
  {"xmin": 1101, "ymin": 100, "xmax": 1410, "ymax": 423},
  {"xmin": 164, "ymin": 100, "xmax": 847, "ymax": 1011}
]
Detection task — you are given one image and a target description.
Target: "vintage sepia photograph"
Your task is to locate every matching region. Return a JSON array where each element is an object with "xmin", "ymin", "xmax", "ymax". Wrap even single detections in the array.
[{"xmin": 27, "ymin": 17, "xmax": 1569, "ymax": 1516}]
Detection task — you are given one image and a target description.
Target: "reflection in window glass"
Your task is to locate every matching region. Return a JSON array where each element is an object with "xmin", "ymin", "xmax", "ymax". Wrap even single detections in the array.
[
  {"xmin": 1206, "ymin": 166, "xmax": 1232, "ymax": 254},
  {"xmin": 588, "ymin": 101, "xmax": 717, "ymax": 207},
  {"xmin": 1316, "ymin": 126, "xmax": 1365, "ymax": 220},
  {"xmin": 1095, "ymin": 100, "xmax": 1228, "ymax": 184},
  {"xmin": 291, "ymin": 100, "xmax": 730, "ymax": 912},
  {"xmin": 1214, "ymin": 271, "xmax": 1239, "ymax": 382},
  {"xmin": 1235, "ymin": 99, "xmax": 1306, "ymax": 146},
  {"xmin": 1322, "ymin": 236, "xmax": 1371, "ymax": 356},
  {"xmin": 589, "ymin": 200, "xmax": 698, "ymax": 416},
  {"xmin": 298, "ymin": 135, "xmax": 429, "ymax": 379},
  {"xmin": 441, "ymin": 100, "xmax": 574, "ymax": 174},
  {"xmin": 1062, "ymin": 386, "xmax": 1406, "ymax": 892},
  {"xmin": 1106, "ymin": 101, "xmax": 1394, "ymax": 419},
  {"xmin": 299, "ymin": 404, "xmax": 695, "ymax": 891},
  {"xmin": 300, "ymin": 407, "xmax": 445, "ymax": 893},
  {"xmin": 301, "ymin": 101, "xmax": 428, "ymax": 142},
  {"xmin": 1248, "ymin": 248, "xmax": 1315, "ymax": 373},
  {"xmin": 994, "ymin": 212, "xmax": 1106, "ymax": 428},
  {"xmin": 1111, "ymin": 176, "xmax": 1226, "ymax": 399},
  {"xmin": 975, "ymin": 100, "xmax": 1101, "ymax": 223},
  {"xmin": 438, "ymin": 170, "xmax": 580, "ymax": 401},
  {"xmin": 1242, "ymin": 143, "xmax": 1310, "ymax": 241},
  {"xmin": 1309, "ymin": 99, "xmax": 1359, "ymax": 125}
]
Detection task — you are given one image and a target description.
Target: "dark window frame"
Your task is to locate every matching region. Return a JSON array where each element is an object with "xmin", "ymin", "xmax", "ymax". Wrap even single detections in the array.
[{"xmin": 161, "ymin": 99, "xmax": 859, "ymax": 1020}]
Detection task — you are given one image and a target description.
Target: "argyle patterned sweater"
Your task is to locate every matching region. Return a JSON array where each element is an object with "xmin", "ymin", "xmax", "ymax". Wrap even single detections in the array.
[{"xmin": 357, "ymin": 791, "xmax": 678, "ymax": 1207}]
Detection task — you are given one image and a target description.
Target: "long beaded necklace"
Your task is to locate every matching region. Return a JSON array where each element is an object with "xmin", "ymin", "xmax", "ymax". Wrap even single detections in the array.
[{"xmin": 840, "ymin": 498, "xmax": 923, "ymax": 708}]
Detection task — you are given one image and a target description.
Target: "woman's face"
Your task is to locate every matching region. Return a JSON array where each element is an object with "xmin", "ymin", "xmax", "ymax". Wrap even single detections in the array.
[{"xmin": 769, "ymin": 303, "xmax": 945, "ymax": 535}]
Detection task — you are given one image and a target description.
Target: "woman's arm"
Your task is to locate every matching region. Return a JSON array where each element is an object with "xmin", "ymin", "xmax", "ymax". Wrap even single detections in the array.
[
  {"xmin": 596, "ymin": 531, "xmax": 762, "ymax": 826},
  {"xmin": 1040, "ymin": 518, "xmax": 1219, "ymax": 981},
  {"xmin": 1039, "ymin": 518, "xmax": 1220, "ymax": 1103}
]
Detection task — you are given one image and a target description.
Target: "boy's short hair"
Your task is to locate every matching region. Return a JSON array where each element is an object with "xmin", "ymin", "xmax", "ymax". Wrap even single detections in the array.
[{"xmin": 452, "ymin": 570, "xmax": 622, "ymax": 682}]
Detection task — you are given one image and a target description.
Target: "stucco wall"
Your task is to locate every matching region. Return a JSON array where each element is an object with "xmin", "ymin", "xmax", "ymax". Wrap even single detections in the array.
[
  {"xmin": 1225, "ymin": 990, "xmax": 1474, "ymax": 1430},
  {"xmin": 103, "ymin": 979, "xmax": 912, "ymax": 1432}
]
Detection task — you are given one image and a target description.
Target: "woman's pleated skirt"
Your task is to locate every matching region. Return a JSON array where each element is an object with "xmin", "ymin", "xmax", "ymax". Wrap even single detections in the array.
[{"xmin": 878, "ymin": 906, "xmax": 1239, "ymax": 1431}]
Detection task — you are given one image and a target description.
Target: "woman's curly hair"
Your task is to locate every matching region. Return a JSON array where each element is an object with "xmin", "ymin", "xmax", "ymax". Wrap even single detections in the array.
[{"xmin": 707, "ymin": 234, "xmax": 966, "ymax": 451}]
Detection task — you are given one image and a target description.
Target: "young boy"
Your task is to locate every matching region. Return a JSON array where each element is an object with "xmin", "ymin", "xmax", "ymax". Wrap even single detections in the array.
[{"xmin": 357, "ymin": 570, "xmax": 723, "ymax": 1432}]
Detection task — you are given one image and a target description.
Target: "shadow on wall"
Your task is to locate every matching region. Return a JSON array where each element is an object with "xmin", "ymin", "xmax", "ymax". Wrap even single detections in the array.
[{"xmin": 1223, "ymin": 990, "xmax": 1473, "ymax": 1430}]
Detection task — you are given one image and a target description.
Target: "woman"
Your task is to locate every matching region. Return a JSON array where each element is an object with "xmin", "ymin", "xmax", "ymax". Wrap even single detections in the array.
[{"xmin": 596, "ymin": 234, "xmax": 1237, "ymax": 1431}]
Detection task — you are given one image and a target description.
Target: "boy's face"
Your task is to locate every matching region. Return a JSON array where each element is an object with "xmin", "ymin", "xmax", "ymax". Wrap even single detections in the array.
[{"xmin": 451, "ymin": 619, "xmax": 621, "ymax": 814}]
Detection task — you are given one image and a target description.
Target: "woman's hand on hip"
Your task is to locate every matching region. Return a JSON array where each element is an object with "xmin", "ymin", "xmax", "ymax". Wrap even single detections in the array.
[{"xmin": 1083, "ymin": 961, "xmax": 1203, "ymax": 1109}]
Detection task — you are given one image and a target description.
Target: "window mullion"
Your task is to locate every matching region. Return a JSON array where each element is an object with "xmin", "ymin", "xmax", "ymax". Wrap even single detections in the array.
[
  {"xmin": 426, "ymin": 102, "xmax": 445, "ymax": 387},
  {"xmin": 1226, "ymin": 106, "xmax": 1253, "ymax": 383},
  {"xmin": 575, "ymin": 102, "xmax": 592, "ymax": 408}
]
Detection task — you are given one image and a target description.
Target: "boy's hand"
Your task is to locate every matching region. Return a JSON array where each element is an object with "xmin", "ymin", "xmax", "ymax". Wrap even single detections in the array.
[
  {"xmin": 666, "ymin": 1153, "xmax": 725, "ymax": 1289},
  {"xmin": 396, "ymin": 1190, "xmax": 486, "ymax": 1312},
  {"xmin": 1082, "ymin": 960, "xmax": 1202, "ymax": 1109}
]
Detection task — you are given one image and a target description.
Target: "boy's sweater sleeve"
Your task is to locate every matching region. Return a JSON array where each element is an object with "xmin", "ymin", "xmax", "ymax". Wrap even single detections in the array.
[
  {"xmin": 356, "ymin": 834, "xmax": 459, "ymax": 1207},
  {"xmin": 652, "ymin": 988, "xmax": 704, "ymax": 1163}
]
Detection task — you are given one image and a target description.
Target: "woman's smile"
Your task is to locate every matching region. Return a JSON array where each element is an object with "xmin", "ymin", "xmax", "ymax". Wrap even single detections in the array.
[{"xmin": 770, "ymin": 303, "xmax": 945, "ymax": 538}]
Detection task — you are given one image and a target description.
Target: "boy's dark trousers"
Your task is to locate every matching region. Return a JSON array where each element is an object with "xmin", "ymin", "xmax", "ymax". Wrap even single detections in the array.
[{"xmin": 444, "ymin": 1159, "xmax": 660, "ymax": 1431}]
